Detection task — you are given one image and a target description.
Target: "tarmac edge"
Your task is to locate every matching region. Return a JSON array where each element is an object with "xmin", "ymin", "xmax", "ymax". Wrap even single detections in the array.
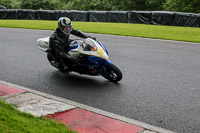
[{"xmin": 0, "ymin": 80, "xmax": 176, "ymax": 133}]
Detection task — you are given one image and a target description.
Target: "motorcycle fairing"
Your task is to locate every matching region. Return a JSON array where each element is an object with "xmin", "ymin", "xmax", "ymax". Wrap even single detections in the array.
[
  {"xmin": 78, "ymin": 38, "xmax": 109, "ymax": 61},
  {"xmin": 37, "ymin": 37, "xmax": 49, "ymax": 52},
  {"xmin": 98, "ymin": 41, "xmax": 108, "ymax": 55},
  {"xmin": 66, "ymin": 41, "xmax": 79, "ymax": 51}
]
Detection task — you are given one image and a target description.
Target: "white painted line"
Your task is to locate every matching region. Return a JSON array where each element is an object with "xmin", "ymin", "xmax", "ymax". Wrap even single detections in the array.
[
  {"xmin": 142, "ymin": 130, "xmax": 158, "ymax": 133},
  {"xmin": 0, "ymin": 80, "xmax": 176, "ymax": 133}
]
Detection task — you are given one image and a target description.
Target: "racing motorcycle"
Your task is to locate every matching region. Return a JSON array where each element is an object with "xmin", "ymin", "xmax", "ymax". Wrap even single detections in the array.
[{"xmin": 37, "ymin": 37, "xmax": 122, "ymax": 82}]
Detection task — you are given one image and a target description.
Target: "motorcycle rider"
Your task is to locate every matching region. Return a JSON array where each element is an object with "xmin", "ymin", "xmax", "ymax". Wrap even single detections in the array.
[{"xmin": 48, "ymin": 17, "xmax": 95, "ymax": 71}]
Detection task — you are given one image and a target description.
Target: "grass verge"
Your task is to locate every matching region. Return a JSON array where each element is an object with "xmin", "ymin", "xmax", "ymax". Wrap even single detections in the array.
[
  {"xmin": 0, "ymin": 20, "xmax": 200, "ymax": 43},
  {"xmin": 0, "ymin": 99, "xmax": 75, "ymax": 133}
]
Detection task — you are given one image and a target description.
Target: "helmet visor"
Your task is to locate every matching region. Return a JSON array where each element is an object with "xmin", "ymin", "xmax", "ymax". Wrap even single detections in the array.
[
  {"xmin": 61, "ymin": 25, "xmax": 72, "ymax": 35},
  {"xmin": 63, "ymin": 26, "xmax": 71, "ymax": 32}
]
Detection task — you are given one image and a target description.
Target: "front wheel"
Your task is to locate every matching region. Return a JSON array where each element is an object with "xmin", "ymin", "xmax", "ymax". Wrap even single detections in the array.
[{"xmin": 101, "ymin": 64, "xmax": 122, "ymax": 82}]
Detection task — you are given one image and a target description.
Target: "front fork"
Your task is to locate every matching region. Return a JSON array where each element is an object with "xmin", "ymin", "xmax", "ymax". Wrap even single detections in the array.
[{"xmin": 98, "ymin": 59, "xmax": 111, "ymax": 75}]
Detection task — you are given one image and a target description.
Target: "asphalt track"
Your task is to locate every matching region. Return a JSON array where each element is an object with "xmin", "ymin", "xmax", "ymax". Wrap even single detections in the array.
[{"xmin": 0, "ymin": 28, "xmax": 200, "ymax": 133}]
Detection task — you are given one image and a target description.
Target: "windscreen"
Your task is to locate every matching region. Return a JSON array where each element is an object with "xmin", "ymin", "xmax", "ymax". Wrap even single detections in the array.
[{"xmin": 83, "ymin": 39, "xmax": 97, "ymax": 51}]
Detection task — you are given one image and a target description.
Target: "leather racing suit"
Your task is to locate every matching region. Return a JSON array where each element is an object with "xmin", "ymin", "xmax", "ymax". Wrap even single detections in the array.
[{"xmin": 48, "ymin": 28, "xmax": 88, "ymax": 70}]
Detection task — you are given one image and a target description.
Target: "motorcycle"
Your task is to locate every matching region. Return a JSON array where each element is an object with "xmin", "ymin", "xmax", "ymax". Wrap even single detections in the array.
[{"xmin": 37, "ymin": 37, "xmax": 122, "ymax": 82}]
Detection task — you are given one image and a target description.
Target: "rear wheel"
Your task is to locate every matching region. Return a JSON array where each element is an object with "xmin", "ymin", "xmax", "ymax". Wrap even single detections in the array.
[{"xmin": 101, "ymin": 64, "xmax": 122, "ymax": 82}]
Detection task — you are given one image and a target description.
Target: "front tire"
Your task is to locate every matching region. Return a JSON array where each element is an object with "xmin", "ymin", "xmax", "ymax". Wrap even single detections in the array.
[{"xmin": 101, "ymin": 64, "xmax": 122, "ymax": 82}]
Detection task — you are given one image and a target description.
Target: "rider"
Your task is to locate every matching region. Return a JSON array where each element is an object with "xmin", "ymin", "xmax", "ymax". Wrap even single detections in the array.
[{"xmin": 48, "ymin": 17, "xmax": 95, "ymax": 71}]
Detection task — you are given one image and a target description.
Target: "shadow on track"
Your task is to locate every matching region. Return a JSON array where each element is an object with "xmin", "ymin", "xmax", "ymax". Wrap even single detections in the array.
[{"xmin": 48, "ymin": 70, "xmax": 122, "ymax": 90}]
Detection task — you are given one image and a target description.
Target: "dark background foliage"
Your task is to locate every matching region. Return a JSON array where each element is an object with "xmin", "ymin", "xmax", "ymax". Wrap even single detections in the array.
[{"xmin": 0, "ymin": 0, "xmax": 200, "ymax": 13}]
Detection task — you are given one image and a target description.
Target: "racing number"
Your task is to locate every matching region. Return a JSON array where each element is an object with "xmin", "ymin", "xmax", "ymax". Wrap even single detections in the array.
[{"xmin": 97, "ymin": 47, "xmax": 104, "ymax": 57}]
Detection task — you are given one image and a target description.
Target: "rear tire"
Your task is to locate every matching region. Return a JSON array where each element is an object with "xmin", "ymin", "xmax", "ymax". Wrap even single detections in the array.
[{"xmin": 101, "ymin": 64, "xmax": 122, "ymax": 82}]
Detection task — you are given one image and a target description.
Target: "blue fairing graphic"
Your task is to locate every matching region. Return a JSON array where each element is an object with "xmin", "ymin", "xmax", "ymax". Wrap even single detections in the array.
[
  {"xmin": 87, "ymin": 56, "xmax": 111, "ymax": 66},
  {"xmin": 98, "ymin": 42, "xmax": 108, "ymax": 55},
  {"xmin": 88, "ymin": 56, "xmax": 104, "ymax": 62},
  {"xmin": 66, "ymin": 42, "xmax": 78, "ymax": 51}
]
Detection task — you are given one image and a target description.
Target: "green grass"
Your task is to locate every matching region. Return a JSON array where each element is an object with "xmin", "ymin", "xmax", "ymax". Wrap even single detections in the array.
[
  {"xmin": 0, "ymin": 20, "xmax": 200, "ymax": 43},
  {"xmin": 0, "ymin": 99, "xmax": 76, "ymax": 133}
]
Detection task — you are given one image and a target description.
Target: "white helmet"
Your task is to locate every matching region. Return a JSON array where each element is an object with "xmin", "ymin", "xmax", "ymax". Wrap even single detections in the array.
[{"xmin": 58, "ymin": 17, "xmax": 72, "ymax": 36}]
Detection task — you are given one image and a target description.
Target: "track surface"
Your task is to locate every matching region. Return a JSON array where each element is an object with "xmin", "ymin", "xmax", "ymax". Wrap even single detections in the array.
[{"xmin": 1, "ymin": 28, "xmax": 200, "ymax": 133}]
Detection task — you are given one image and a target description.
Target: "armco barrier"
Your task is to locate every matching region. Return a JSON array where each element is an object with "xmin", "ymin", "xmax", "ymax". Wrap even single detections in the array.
[
  {"xmin": 36, "ymin": 10, "xmax": 56, "ymax": 20},
  {"xmin": 174, "ymin": 12, "xmax": 200, "ymax": 27},
  {"xmin": 108, "ymin": 11, "xmax": 128, "ymax": 23},
  {"xmin": 71, "ymin": 10, "xmax": 88, "ymax": 22},
  {"xmin": 17, "ymin": 10, "xmax": 36, "ymax": 20},
  {"xmin": 128, "ymin": 11, "xmax": 152, "ymax": 24},
  {"xmin": 151, "ymin": 11, "xmax": 175, "ymax": 26},
  {"xmin": 0, "ymin": 9, "xmax": 17, "ymax": 19},
  {"xmin": 55, "ymin": 10, "xmax": 71, "ymax": 20},
  {"xmin": 89, "ymin": 11, "xmax": 108, "ymax": 22},
  {"xmin": 0, "ymin": 9, "xmax": 199, "ymax": 28}
]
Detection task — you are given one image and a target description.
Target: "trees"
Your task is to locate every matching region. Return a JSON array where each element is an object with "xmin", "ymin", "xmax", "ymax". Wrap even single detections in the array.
[
  {"xmin": 163, "ymin": 0, "xmax": 200, "ymax": 13},
  {"xmin": 0, "ymin": 0, "xmax": 199, "ymax": 13},
  {"xmin": 20, "ymin": 0, "xmax": 56, "ymax": 10},
  {"xmin": 0, "ymin": 0, "xmax": 12, "ymax": 9},
  {"xmin": 146, "ymin": 0, "xmax": 164, "ymax": 11},
  {"xmin": 63, "ymin": 0, "xmax": 200, "ymax": 13}
]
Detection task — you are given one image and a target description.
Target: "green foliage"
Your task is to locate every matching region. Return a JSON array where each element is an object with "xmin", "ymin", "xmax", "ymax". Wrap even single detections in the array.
[
  {"xmin": 21, "ymin": 0, "xmax": 32, "ymax": 9},
  {"xmin": 1, "ymin": 0, "xmax": 200, "ymax": 13},
  {"xmin": 146, "ymin": 0, "xmax": 164, "ymax": 11},
  {"xmin": 10, "ymin": 0, "xmax": 21, "ymax": 9},
  {"xmin": 0, "ymin": 0, "xmax": 12, "ymax": 9},
  {"xmin": 63, "ymin": 0, "xmax": 111, "ymax": 10},
  {"xmin": 163, "ymin": 0, "xmax": 200, "ymax": 13}
]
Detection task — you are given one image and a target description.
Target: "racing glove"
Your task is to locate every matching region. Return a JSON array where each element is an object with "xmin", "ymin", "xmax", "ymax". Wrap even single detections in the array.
[{"xmin": 88, "ymin": 36, "xmax": 96, "ymax": 41}]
